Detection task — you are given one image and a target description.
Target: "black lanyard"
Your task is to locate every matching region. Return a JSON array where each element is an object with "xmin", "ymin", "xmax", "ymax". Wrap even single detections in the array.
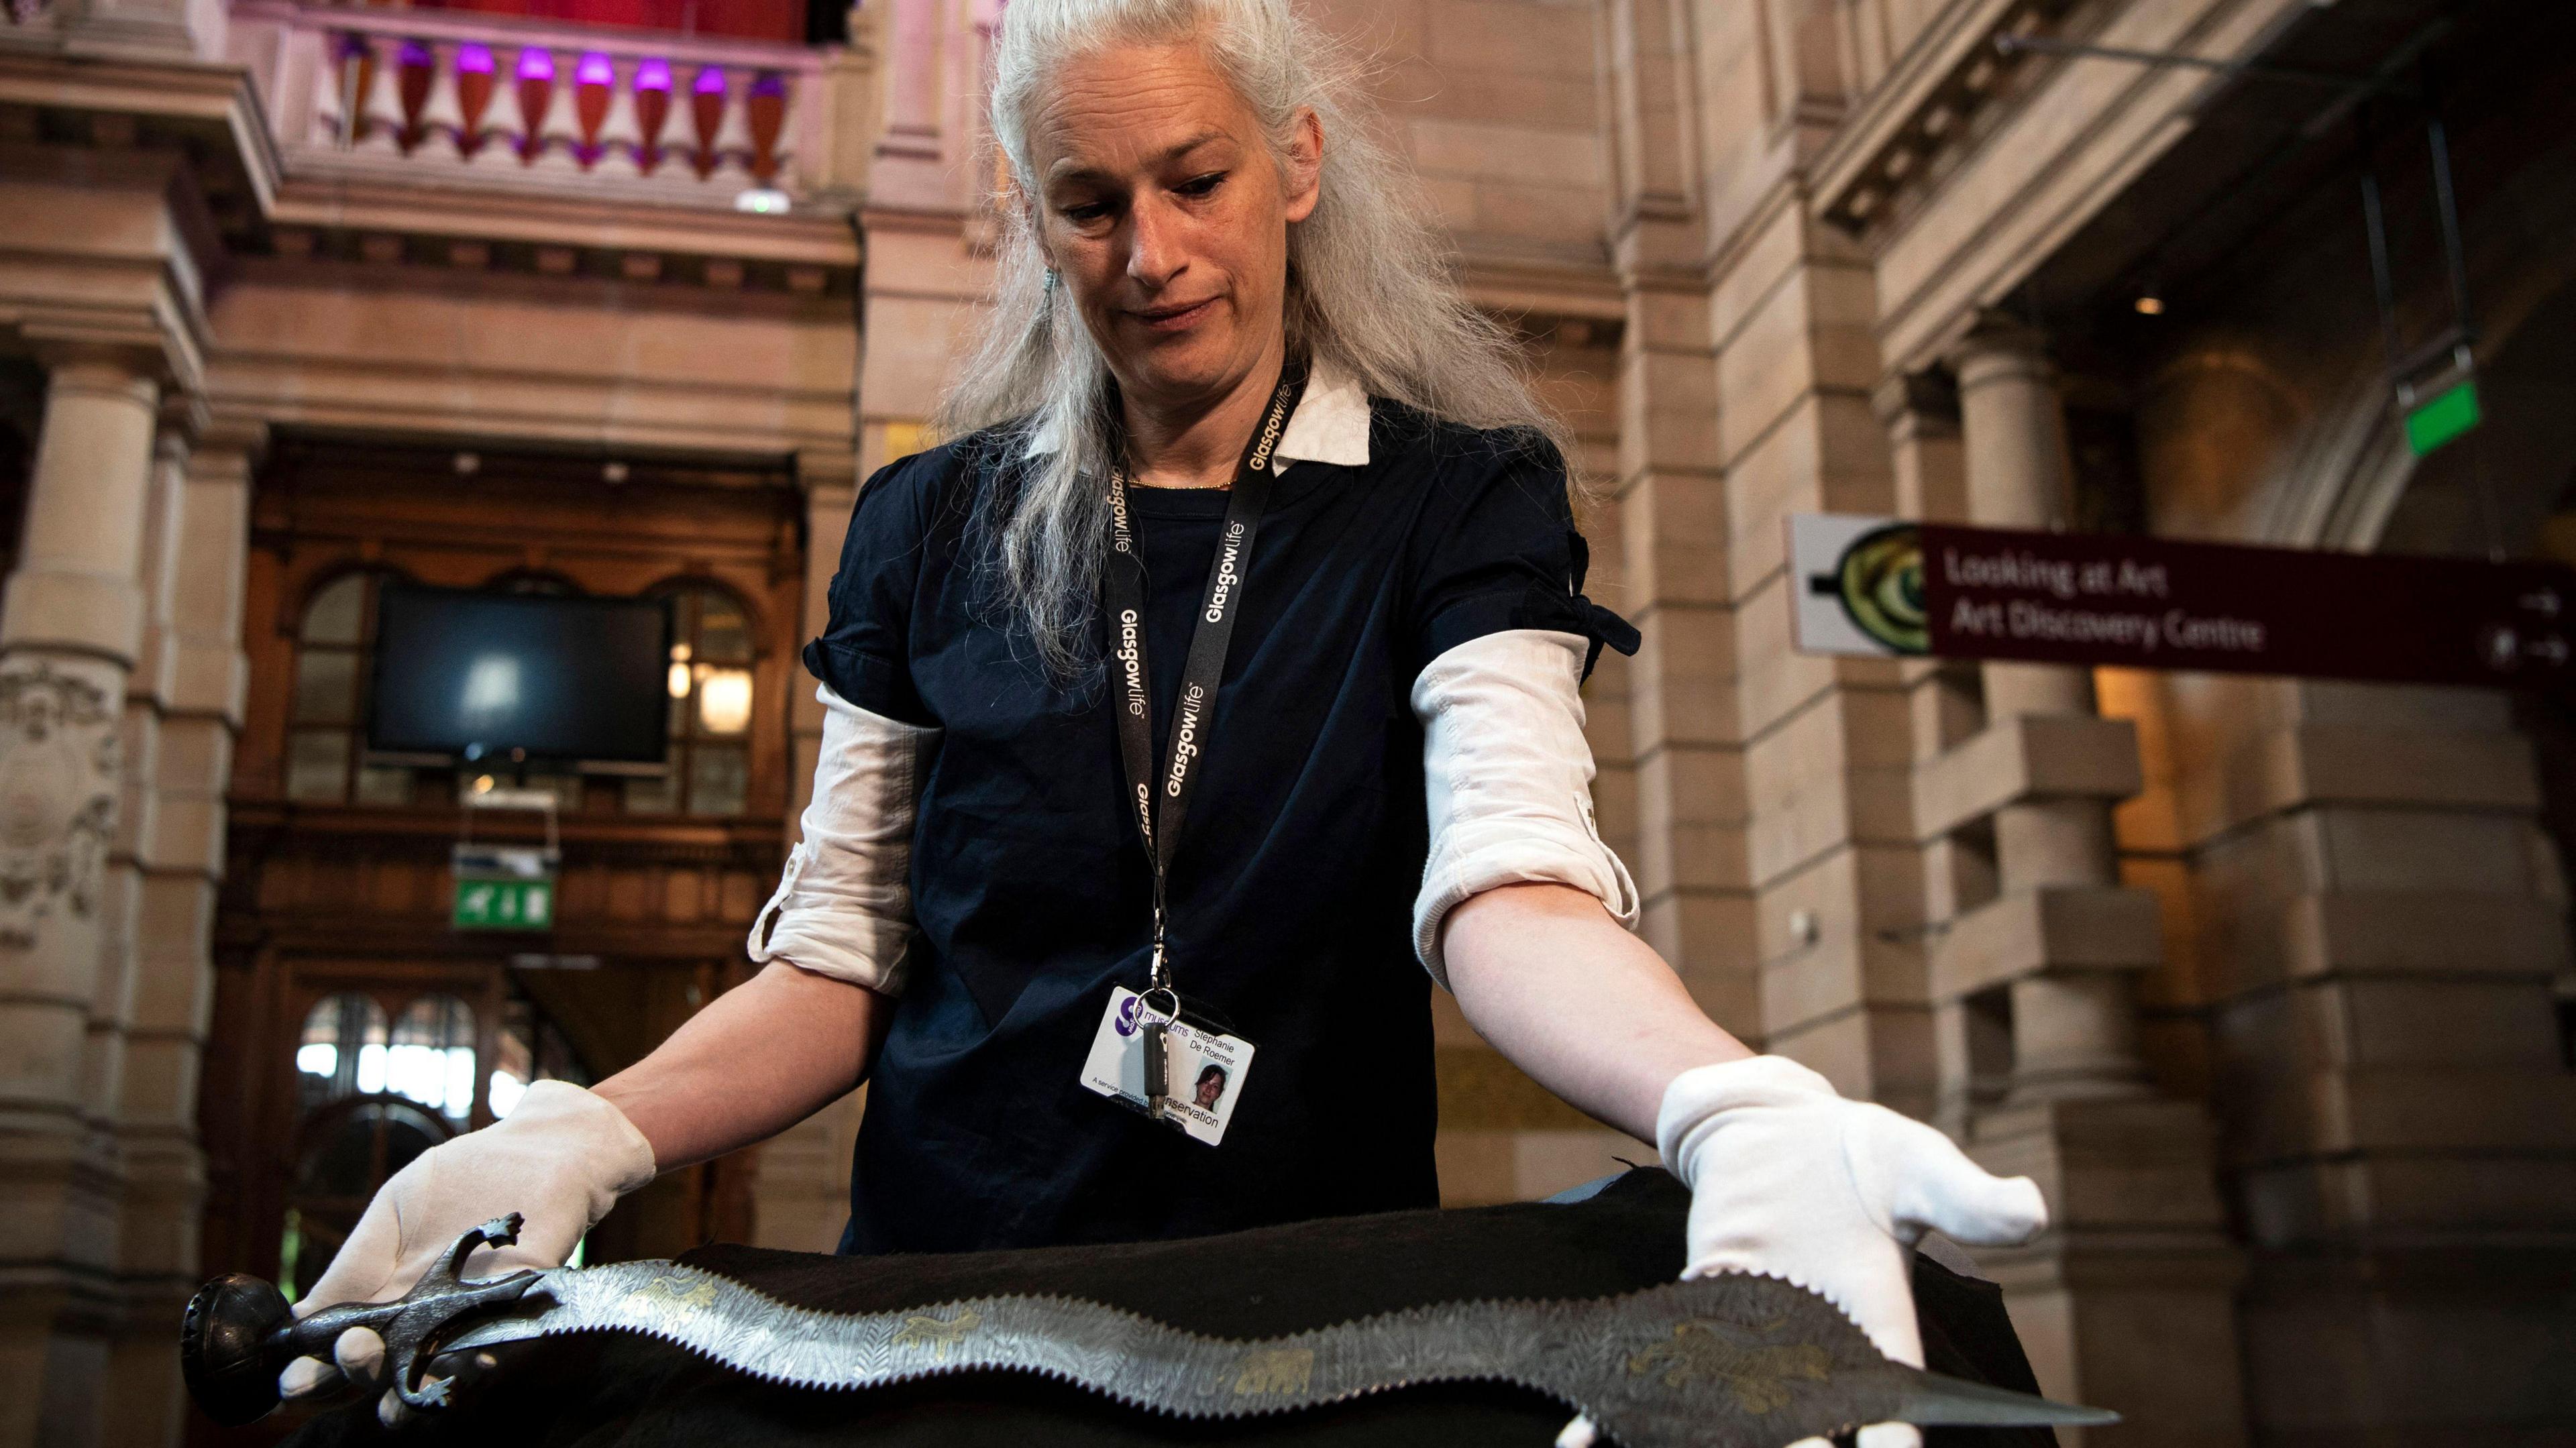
[{"xmin": 1102, "ymin": 364, "xmax": 1305, "ymax": 1003}]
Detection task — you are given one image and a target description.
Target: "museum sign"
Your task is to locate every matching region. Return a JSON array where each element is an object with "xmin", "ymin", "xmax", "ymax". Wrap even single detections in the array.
[{"xmin": 1790, "ymin": 513, "xmax": 2576, "ymax": 687}]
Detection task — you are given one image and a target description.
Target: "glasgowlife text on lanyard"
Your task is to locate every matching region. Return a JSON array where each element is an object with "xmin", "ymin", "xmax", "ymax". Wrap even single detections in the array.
[{"xmin": 1076, "ymin": 364, "xmax": 1306, "ymax": 1146}]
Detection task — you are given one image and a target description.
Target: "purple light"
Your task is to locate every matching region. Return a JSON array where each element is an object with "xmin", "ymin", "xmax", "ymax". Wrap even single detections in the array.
[
  {"xmin": 749, "ymin": 70, "xmax": 786, "ymax": 99},
  {"xmin": 634, "ymin": 57, "xmax": 672, "ymax": 91},
  {"xmin": 397, "ymin": 39, "xmax": 433, "ymax": 68},
  {"xmin": 692, "ymin": 65, "xmax": 727, "ymax": 96},
  {"xmin": 515, "ymin": 48, "xmax": 555, "ymax": 82},
  {"xmin": 455, "ymin": 43, "xmax": 494, "ymax": 74},
  {"xmin": 574, "ymin": 51, "xmax": 613, "ymax": 87},
  {"xmin": 332, "ymin": 32, "xmax": 370, "ymax": 61}
]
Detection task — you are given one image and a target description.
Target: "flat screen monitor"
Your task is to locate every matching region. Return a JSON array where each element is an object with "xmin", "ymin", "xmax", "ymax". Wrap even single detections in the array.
[{"xmin": 368, "ymin": 585, "xmax": 673, "ymax": 764}]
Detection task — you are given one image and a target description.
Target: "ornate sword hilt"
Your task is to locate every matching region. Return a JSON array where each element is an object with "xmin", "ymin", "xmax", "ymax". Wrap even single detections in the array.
[{"xmin": 180, "ymin": 1214, "xmax": 545, "ymax": 1427}]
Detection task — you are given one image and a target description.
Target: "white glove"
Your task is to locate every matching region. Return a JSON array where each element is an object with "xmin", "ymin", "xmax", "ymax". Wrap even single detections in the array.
[
  {"xmin": 278, "ymin": 1080, "xmax": 657, "ymax": 1423},
  {"xmin": 1557, "ymin": 1056, "xmax": 2046, "ymax": 1448}
]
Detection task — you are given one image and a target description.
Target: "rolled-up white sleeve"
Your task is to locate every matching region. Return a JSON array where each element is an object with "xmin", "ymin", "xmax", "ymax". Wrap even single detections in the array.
[
  {"xmin": 1411, "ymin": 628, "xmax": 1642, "ymax": 987},
  {"xmin": 746, "ymin": 683, "xmax": 936, "ymax": 995}
]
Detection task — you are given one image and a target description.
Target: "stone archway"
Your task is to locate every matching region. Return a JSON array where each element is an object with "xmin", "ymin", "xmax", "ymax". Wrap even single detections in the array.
[{"xmin": 2252, "ymin": 166, "xmax": 2576, "ymax": 554}]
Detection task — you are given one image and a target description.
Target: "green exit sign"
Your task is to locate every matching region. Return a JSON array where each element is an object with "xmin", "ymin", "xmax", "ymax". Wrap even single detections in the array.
[
  {"xmin": 2404, "ymin": 377, "xmax": 2482, "ymax": 457},
  {"xmin": 451, "ymin": 845, "xmax": 558, "ymax": 932},
  {"xmin": 454, "ymin": 876, "xmax": 555, "ymax": 930}
]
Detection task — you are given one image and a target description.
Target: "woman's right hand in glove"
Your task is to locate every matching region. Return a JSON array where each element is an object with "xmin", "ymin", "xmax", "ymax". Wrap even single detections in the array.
[
  {"xmin": 276, "ymin": 958, "xmax": 894, "ymax": 1423},
  {"xmin": 277, "ymin": 1080, "xmax": 657, "ymax": 1418}
]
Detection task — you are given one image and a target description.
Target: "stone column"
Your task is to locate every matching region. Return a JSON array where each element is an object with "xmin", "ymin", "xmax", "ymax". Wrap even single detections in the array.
[
  {"xmin": 1915, "ymin": 321, "xmax": 2245, "ymax": 1447},
  {"xmin": 1877, "ymin": 370, "xmax": 1968, "ymax": 524},
  {"xmin": 801, "ymin": 2, "xmax": 883, "ymax": 203},
  {"xmin": 1947, "ymin": 323, "xmax": 2151, "ymax": 1101},
  {"xmin": 867, "ymin": 0, "xmax": 945, "ymax": 199},
  {"xmin": 1600, "ymin": 0, "xmax": 1754, "ymax": 1052},
  {"xmin": 98, "ymin": 419, "xmax": 254, "ymax": 1447},
  {"xmin": 1619, "ymin": 271, "xmax": 1748, "ymax": 1035},
  {"xmin": 1875, "ymin": 373, "xmax": 1992, "ymax": 1136},
  {"xmin": 1709, "ymin": 207, "xmax": 1938, "ymax": 1114},
  {"xmin": 0, "ymin": 347, "xmax": 161, "ymax": 1448}
]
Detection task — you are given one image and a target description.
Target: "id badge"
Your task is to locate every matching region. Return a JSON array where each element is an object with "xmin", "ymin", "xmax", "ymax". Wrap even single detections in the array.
[{"xmin": 1078, "ymin": 987, "xmax": 1255, "ymax": 1147}]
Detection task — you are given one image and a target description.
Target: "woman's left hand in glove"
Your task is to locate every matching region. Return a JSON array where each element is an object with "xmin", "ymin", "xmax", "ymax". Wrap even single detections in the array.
[
  {"xmin": 1557, "ymin": 1055, "xmax": 2048, "ymax": 1448},
  {"xmin": 1434, "ymin": 884, "xmax": 2048, "ymax": 1448}
]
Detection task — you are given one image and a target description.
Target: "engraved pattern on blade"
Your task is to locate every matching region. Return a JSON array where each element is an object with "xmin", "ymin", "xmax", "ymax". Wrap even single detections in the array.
[{"xmin": 443, "ymin": 1265, "xmax": 2112, "ymax": 1447}]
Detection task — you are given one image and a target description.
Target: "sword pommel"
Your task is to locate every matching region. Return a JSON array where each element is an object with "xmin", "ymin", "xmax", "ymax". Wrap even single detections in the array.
[
  {"xmin": 179, "ymin": 1270, "xmax": 294, "ymax": 1427},
  {"xmin": 180, "ymin": 1213, "xmax": 545, "ymax": 1427}
]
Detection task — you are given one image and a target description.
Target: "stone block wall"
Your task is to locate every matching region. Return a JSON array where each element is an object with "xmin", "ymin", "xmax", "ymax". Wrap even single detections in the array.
[
  {"xmin": 1329, "ymin": 0, "xmax": 1612, "ymax": 266},
  {"xmin": 1713, "ymin": 200, "xmax": 1934, "ymax": 1111},
  {"xmin": 2111, "ymin": 667, "xmax": 2576, "ymax": 1443}
]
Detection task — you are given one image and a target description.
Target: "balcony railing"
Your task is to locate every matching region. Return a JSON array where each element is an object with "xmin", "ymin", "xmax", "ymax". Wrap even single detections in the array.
[{"xmin": 230, "ymin": 0, "xmax": 840, "ymax": 206}]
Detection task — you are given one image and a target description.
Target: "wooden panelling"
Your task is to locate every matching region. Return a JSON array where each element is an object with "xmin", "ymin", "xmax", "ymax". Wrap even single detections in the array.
[{"xmin": 205, "ymin": 435, "xmax": 805, "ymax": 1284}]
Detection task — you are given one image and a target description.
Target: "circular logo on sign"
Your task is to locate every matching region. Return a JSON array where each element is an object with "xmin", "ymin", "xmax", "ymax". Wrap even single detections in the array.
[{"xmin": 1829, "ymin": 523, "xmax": 1930, "ymax": 655}]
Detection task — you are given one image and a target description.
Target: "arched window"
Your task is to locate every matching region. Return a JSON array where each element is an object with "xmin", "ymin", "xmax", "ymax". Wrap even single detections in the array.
[
  {"xmin": 386, "ymin": 995, "xmax": 480, "ymax": 1122},
  {"xmin": 627, "ymin": 583, "xmax": 755, "ymax": 816},
  {"xmin": 286, "ymin": 571, "xmax": 413, "ymax": 806},
  {"xmin": 294, "ymin": 991, "xmax": 390, "ymax": 1114},
  {"xmin": 294, "ymin": 991, "xmax": 479, "ymax": 1122},
  {"xmin": 280, "ymin": 990, "xmax": 477, "ymax": 1301},
  {"xmin": 279, "ymin": 986, "xmax": 588, "ymax": 1299}
]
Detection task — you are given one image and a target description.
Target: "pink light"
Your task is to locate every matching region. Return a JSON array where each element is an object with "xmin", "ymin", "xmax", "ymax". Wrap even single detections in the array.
[
  {"xmin": 693, "ymin": 65, "xmax": 727, "ymax": 96},
  {"xmin": 456, "ymin": 43, "xmax": 494, "ymax": 74},
  {"xmin": 634, "ymin": 57, "xmax": 672, "ymax": 91},
  {"xmin": 574, "ymin": 51, "xmax": 613, "ymax": 87},
  {"xmin": 515, "ymin": 48, "xmax": 555, "ymax": 82}
]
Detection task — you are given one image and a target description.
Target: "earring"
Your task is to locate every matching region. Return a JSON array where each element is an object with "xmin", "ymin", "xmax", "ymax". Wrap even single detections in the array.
[{"xmin": 1042, "ymin": 268, "xmax": 1059, "ymax": 294}]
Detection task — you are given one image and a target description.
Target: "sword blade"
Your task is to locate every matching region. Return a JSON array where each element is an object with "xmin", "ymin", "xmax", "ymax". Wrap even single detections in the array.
[
  {"xmin": 1890, "ymin": 1371, "xmax": 2122, "ymax": 1428},
  {"xmin": 434, "ymin": 1261, "xmax": 2116, "ymax": 1446}
]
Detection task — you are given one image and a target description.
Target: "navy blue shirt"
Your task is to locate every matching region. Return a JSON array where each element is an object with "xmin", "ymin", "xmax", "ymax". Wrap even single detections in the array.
[{"xmin": 805, "ymin": 401, "xmax": 1633, "ymax": 1254}]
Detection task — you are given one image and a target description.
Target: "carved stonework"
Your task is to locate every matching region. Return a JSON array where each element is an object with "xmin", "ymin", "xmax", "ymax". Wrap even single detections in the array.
[
  {"xmin": 0, "ymin": 659, "xmax": 120, "ymax": 947},
  {"xmin": 1813, "ymin": 0, "xmax": 2080, "ymax": 237}
]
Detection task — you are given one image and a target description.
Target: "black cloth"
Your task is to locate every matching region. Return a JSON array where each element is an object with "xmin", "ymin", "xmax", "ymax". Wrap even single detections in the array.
[
  {"xmin": 804, "ymin": 405, "xmax": 1635, "ymax": 1254},
  {"xmin": 278, "ymin": 1170, "xmax": 2053, "ymax": 1448}
]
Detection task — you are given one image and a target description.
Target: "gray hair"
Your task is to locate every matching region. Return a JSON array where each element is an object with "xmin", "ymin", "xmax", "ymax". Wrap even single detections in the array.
[{"xmin": 934, "ymin": 0, "xmax": 1567, "ymax": 677}]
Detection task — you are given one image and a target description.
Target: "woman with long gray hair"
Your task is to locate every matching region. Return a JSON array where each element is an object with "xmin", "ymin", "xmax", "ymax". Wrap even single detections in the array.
[{"xmin": 283, "ymin": 4, "xmax": 2049, "ymax": 1442}]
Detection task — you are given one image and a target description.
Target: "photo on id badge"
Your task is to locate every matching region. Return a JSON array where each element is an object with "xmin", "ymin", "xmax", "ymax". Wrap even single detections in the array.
[{"xmin": 1079, "ymin": 987, "xmax": 1253, "ymax": 1146}]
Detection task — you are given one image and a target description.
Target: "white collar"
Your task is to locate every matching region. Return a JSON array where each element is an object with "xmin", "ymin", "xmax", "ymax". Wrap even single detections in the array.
[{"xmin": 1020, "ymin": 355, "xmax": 1373, "ymax": 473}]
